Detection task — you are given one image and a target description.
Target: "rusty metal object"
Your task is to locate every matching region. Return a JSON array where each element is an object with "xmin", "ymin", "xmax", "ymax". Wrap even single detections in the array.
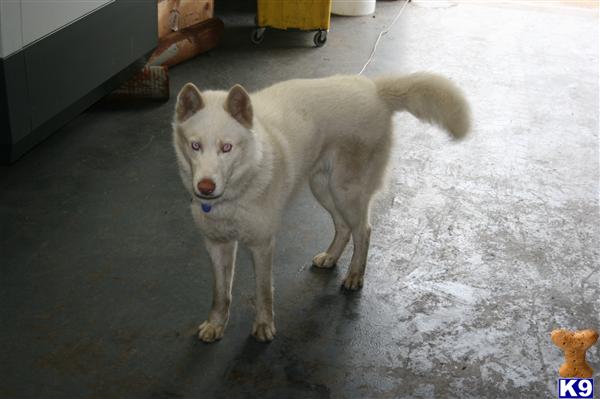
[
  {"xmin": 158, "ymin": 0, "xmax": 214, "ymax": 39},
  {"xmin": 148, "ymin": 18, "xmax": 224, "ymax": 68}
]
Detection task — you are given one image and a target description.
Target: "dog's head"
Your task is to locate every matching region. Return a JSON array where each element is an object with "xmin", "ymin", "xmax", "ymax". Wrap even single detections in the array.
[{"xmin": 172, "ymin": 83, "xmax": 259, "ymax": 202}]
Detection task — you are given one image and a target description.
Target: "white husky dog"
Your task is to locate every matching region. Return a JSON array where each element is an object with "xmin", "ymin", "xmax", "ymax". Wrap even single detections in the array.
[{"xmin": 173, "ymin": 73, "xmax": 470, "ymax": 342}]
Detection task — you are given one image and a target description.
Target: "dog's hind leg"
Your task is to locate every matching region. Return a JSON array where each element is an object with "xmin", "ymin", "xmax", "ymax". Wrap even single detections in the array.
[
  {"xmin": 309, "ymin": 169, "xmax": 351, "ymax": 269},
  {"xmin": 329, "ymin": 145, "xmax": 388, "ymax": 291},
  {"xmin": 332, "ymin": 186, "xmax": 372, "ymax": 291}
]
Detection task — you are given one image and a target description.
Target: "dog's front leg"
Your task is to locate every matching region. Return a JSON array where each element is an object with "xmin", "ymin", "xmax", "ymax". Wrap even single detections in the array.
[
  {"xmin": 248, "ymin": 238, "xmax": 276, "ymax": 342},
  {"xmin": 198, "ymin": 238, "xmax": 237, "ymax": 343}
]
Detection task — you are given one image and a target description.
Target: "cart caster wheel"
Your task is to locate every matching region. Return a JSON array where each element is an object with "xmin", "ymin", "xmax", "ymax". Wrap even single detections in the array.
[
  {"xmin": 314, "ymin": 30, "xmax": 327, "ymax": 47},
  {"xmin": 251, "ymin": 28, "xmax": 265, "ymax": 44}
]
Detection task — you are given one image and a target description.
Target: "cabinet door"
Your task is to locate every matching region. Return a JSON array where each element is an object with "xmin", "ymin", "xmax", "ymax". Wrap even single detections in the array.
[
  {"xmin": 21, "ymin": 0, "xmax": 114, "ymax": 46},
  {"xmin": 0, "ymin": 1, "xmax": 23, "ymax": 57},
  {"xmin": 23, "ymin": 0, "xmax": 157, "ymax": 131}
]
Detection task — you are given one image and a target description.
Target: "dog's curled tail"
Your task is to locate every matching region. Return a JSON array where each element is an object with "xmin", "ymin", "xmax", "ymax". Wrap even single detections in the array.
[{"xmin": 374, "ymin": 72, "xmax": 471, "ymax": 139}]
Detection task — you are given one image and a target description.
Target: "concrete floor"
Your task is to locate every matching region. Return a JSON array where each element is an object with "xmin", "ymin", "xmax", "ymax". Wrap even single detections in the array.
[{"xmin": 1, "ymin": 1, "xmax": 599, "ymax": 398}]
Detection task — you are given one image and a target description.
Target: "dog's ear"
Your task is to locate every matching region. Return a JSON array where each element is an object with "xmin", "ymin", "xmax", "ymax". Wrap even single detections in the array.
[
  {"xmin": 176, "ymin": 83, "xmax": 204, "ymax": 122},
  {"xmin": 225, "ymin": 84, "xmax": 253, "ymax": 128}
]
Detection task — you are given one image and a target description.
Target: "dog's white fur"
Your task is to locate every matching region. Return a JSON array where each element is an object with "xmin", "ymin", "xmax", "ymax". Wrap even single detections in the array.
[{"xmin": 173, "ymin": 73, "xmax": 471, "ymax": 342}]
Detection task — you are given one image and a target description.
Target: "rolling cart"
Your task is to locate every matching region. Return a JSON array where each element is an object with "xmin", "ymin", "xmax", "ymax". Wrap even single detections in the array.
[{"xmin": 252, "ymin": 0, "xmax": 332, "ymax": 47}]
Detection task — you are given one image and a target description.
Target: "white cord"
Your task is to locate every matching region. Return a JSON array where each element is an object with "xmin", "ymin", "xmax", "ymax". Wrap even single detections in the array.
[{"xmin": 358, "ymin": 0, "xmax": 410, "ymax": 75}]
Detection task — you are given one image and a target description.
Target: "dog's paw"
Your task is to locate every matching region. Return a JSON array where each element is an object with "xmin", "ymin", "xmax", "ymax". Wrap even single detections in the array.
[
  {"xmin": 312, "ymin": 252, "xmax": 336, "ymax": 269},
  {"xmin": 251, "ymin": 321, "xmax": 276, "ymax": 342},
  {"xmin": 198, "ymin": 321, "xmax": 225, "ymax": 343},
  {"xmin": 342, "ymin": 273, "xmax": 364, "ymax": 291}
]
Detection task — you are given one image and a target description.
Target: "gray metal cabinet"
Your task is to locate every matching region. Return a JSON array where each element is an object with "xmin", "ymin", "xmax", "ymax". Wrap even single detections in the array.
[{"xmin": 0, "ymin": 0, "xmax": 157, "ymax": 163}]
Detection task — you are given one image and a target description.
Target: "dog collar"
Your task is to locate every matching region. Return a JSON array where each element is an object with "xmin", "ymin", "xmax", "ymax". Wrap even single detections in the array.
[{"xmin": 201, "ymin": 203, "xmax": 212, "ymax": 213}]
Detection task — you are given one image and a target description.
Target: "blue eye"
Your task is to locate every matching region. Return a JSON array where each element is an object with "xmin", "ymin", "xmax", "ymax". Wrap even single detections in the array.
[{"xmin": 191, "ymin": 141, "xmax": 201, "ymax": 151}]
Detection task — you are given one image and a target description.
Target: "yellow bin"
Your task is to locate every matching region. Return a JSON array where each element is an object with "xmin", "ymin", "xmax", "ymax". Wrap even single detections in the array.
[{"xmin": 252, "ymin": 0, "xmax": 332, "ymax": 47}]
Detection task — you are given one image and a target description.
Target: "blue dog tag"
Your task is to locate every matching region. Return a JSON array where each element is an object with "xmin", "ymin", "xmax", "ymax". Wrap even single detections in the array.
[{"xmin": 201, "ymin": 203, "xmax": 212, "ymax": 213}]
